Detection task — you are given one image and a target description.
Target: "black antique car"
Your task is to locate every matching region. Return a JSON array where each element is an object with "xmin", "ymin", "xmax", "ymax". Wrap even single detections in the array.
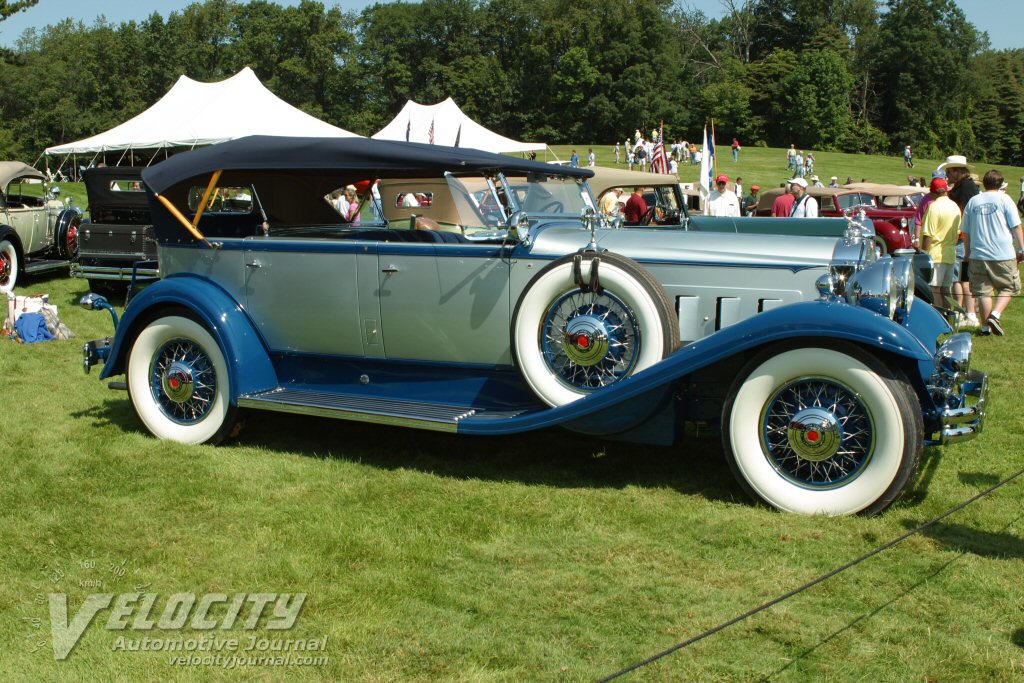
[{"xmin": 73, "ymin": 167, "xmax": 158, "ymax": 294}]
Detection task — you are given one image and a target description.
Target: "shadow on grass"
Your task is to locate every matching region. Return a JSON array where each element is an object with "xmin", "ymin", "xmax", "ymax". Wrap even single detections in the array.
[
  {"xmin": 69, "ymin": 397, "xmax": 142, "ymax": 434},
  {"xmin": 903, "ymin": 446, "xmax": 945, "ymax": 505},
  {"xmin": 233, "ymin": 409, "xmax": 743, "ymax": 501},
  {"xmin": 906, "ymin": 520, "xmax": 1024, "ymax": 559}
]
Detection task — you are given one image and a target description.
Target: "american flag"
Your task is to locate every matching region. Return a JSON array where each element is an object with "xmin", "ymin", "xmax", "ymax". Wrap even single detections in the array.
[
  {"xmin": 428, "ymin": 117, "xmax": 435, "ymax": 144},
  {"xmin": 651, "ymin": 122, "xmax": 669, "ymax": 174}
]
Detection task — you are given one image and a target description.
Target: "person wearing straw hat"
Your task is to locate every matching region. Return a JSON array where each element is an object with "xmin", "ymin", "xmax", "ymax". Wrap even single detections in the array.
[
  {"xmin": 939, "ymin": 154, "xmax": 981, "ymax": 327},
  {"xmin": 962, "ymin": 169, "xmax": 1024, "ymax": 336}
]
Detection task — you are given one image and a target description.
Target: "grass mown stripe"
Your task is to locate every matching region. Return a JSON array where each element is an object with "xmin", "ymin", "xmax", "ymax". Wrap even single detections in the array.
[{"xmin": 596, "ymin": 465, "xmax": 1024, "ymax": 682}]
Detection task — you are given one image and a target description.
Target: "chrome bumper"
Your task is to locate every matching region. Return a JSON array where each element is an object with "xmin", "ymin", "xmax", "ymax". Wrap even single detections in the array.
[
  {"xmin": 926, "ymin": 333, "xmax": 988, "ymax": 445},
  {"xmin": 71, "ymin": 263, "xmax": 159, "ymax": 281},
  {"xmin": 935, "ymin": 369, "xmax": 987, "ymax": 444}
]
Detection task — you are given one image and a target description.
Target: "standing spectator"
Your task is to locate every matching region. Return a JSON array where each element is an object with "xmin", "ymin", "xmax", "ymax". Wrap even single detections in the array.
[
  {"xmin": 689, "ymin": 143, "xmax": 697, "ymax": 164},
  {"xmin": 829, "ymin": 176, "xmax": 840, "ymax": 188},
  {"xmin": 772, "ymin": 183, "xmax": 796, "ymax": 217},
  {"xmin": 636, "ymin": 144, "xmax": 648, "ymax": 171},
  {"xmin": 794, "ymin": 150, "xmax": 805, "ymax": 178},
  {"xmin": 614, "ymin": 142, "xmax": 621, "ymax": 164},
  {"xmin": 805, "ymin": 152, "xmax": 815, "ymax": 177},
  {"xmin": 788, "ymin": 178, "xmax": 818, "ymax": 217},
  {"xmin": 623, "ymin": 187, "xmax": 648, "ymax": 224},
  {"xmin": 904, "ymin": 145, "xmax": 914, "ymax": 168},
  {"xmin": 627, "ymin": 148, "xmax": 635, "ymax": 171},
  {"xmin": 331, "ymin": 189, "xmax": 348, "ymax": 217},
  {"xmin": 587, "ymin": 148, "xmax": 596, "ymax": 167},
  {"xmin": 912, "ymin": 170, "xmax": 946, "ymax": 247},
  {"xmin": 941, "ymin": 154, "xmax": 981, "ymax": 327},
  {"xmin": 920, "ymin": 177, "xmax": 960, "ymax": 308},
  {"xmin": 569, "ymin": 150, "xmax": 579, "ymax": 168},
  {"xmin": 810, "ymin": 175, "xmax": 824, "ymax": 188},
  {"xmin": 734, "ymin": 176, "xmax": 743, "ymax": 200},
  {"xmin": 963, "ymin": 169, "xmax": 1024, "ymax": 335},
  {"xmin": 681, "ymin": 140, "xmax": 690, "ymax": 165},
  {"xmin": 669, "ymin": 157, "xmax": 678, "ymax": 175},
  {"xmin": 707, "ymin": 174, "xmax": 741, "ymax": 217},
  {"xmin": 731, "ymin": 137, "xmax": 741, "ymax": 162},
  {"xmin": 343, "ymin": 185, "xmax": 361, "ymax": 221},
  {"xmin": 741, "ymin": 184, "xmax": 761, "ymax": 216},
  {"xmin": 787, "ymin": 144, "xmax": 796, "ymax": 171}
]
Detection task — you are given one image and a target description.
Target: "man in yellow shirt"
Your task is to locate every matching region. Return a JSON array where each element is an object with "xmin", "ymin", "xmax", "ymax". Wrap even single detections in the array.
[{"xmin": 920, "ymin": 177, "xmax": 961, "ymax": 308}]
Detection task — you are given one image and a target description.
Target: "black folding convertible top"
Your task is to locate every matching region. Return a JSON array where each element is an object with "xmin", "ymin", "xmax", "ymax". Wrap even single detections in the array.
[{"xmin": 142, "ymin": 136, "xmax": 591, "ymax": 194}]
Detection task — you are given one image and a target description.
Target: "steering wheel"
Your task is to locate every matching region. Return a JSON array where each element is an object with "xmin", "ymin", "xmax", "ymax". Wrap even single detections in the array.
[
  {"xmin": 537, "ymin": 200, "xmax": 564, "ymax": 213},
  {"xmin": 640, "ymin": 206, "xmax": 656, "ymax": 225}
]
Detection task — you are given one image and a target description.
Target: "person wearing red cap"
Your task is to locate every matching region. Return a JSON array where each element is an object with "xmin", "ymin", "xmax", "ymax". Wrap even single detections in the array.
[
  {"xmin": 920, "ymin": 176, "xmax": 961, "ymax": 308},
  {"xmin": 741, "ymin": 184, "xmax": 761, "ymax": 216},
  {"xmin": 707, "ymin": 173, "xmax": 740, "ymax": 217}
]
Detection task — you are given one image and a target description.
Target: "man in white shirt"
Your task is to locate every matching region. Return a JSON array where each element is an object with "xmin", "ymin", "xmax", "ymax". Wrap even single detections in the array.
[
  {"xmin": 788, "ymin": 178, "xmax": 818, "ymax": 217},
  {"xmin": 707, "ymin": 173, "xmax": 741, "ymax": 217}
]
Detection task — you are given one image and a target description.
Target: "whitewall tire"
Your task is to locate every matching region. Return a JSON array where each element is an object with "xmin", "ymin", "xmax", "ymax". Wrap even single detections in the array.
[
  {"xmin": 127, "ymin": 315, "xmax": 236, "ymax": 445},
  {"xmin": 722, "ymin": 343, "xmax": 922, "ymax": 516},
  {"xmin": 512, "ymin": 252, "xmax": 678, "ymax": 407},
  {"xmin": 0, "ymin": 239, "xmax": 18, "ymax": 294}
]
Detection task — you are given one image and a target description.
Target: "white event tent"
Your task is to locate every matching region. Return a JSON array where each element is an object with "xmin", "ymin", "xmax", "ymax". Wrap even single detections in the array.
[
  {"xmin": 372, "ymin": 98, "xmax": 545, "ymax": 154},
  {"xmin": 45, "ymin": 67, "xmax": 358, "ymax": 164}
]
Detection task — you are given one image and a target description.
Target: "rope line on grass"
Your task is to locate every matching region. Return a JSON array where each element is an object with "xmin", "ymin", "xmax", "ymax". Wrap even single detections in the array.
[{"xmin": 594, "ymin": 465, "xmax": 1024, "ymax": 683}]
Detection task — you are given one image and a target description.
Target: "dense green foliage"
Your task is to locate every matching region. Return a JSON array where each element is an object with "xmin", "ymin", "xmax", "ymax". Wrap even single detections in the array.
[{"xmin": 0, "ymin": 0, "xmax": 1022, "ymax": 164}]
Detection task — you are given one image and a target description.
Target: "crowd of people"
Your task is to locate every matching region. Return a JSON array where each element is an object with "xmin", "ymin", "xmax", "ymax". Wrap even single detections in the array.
[
  {"xmin": 915, "ymin": 155, "xmax": 1023, "ymax": 336},
  {"xmin": 606, "ymin": 132, "xmax": 1023, "ymax": 336}
]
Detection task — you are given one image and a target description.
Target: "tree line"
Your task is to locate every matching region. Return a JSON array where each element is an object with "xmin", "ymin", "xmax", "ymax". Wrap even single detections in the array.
[{"xmin": 1, "ymin": 0, "xmax": 1022, "ymax": 165}]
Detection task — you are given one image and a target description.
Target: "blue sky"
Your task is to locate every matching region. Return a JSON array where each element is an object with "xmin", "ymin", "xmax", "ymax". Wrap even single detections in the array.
[{"xmin": 1, "ymin": 0, "xmax": 1020, "ymax": 50}]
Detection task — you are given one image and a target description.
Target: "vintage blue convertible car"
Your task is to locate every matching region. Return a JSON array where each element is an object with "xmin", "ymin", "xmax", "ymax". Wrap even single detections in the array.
[{"xmin": 82, "ymin": 137, "xmax": 987, "ymax": 515}]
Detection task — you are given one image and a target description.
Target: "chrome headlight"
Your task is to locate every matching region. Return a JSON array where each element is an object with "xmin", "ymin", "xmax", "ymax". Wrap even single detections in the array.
[
  {"xmin": 846, "ymin": 257, "xmax": 896, "ymax": 318},
  {"xmin": 830, "ymin": 237, "xmax": 874, "ymax": 296},
  {"xmin": 890, "ymin": 255, "xmax": 914, "ymax": 313}
]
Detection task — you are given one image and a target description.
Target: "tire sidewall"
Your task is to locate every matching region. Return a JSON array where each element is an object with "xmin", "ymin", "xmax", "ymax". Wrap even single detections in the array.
[
  {"xmin": 512, "ymin": 253, "xmax": 671, "ymax": 407},
  {"xmin": 127, "ymin": 315, "xmax": 232, "ymax": 444},
  {"xmin": 725, "ymin": 345, "xmax": 908, "ymax": 515},
  {"xmin": 0, "ymin": 238, "xmax": 19, "ymax": 293}
]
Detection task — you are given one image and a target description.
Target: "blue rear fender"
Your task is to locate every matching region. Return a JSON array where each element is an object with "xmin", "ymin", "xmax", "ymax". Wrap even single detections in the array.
[
  {"xmin": 460, "ymin": 299, "xmax": 938, "ymax": 436},
  {"xmin": 99, "ymin": 274, "xmax": 278, "ymax": 399}
]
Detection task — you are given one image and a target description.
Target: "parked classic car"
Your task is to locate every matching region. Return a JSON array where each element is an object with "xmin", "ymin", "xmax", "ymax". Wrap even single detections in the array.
[
  {"xmin": 0, "ymin": 162, "xmax": 83, "ymax": 293},
  {"xmin": 81, "ymin": 136, "xmax": 987, "ymax": 516},
  {"xmin": 73, "ymin": 167, "xmax": 159, "ymax": 293},
  {"xmin": 754, "ymin": 185, "xmax": 913, "ymax": 255}
]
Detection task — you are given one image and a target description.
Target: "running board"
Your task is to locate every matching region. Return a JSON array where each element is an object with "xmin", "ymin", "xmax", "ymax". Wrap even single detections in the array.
[
  {"xmin": 237, "ymin": 387, "xmax": 527, "ymax": 432},
  {"xmin": 24, "ymin": 259, "xmax": 69, "ymax": 275}
]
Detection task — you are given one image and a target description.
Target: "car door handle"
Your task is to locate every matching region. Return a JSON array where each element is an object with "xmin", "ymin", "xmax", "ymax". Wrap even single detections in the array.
[
  {"xmin": 381, "ymin": 264, "xmax": 399, "ymax": 274},
  {"xmin": 246, "ymin": 260, "xmax": 262, "ymax": 269}
]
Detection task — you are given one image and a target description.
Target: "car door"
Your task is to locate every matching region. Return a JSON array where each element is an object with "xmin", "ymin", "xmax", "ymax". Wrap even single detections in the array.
[
  {"xmin": 376, "ymin": 235, "xmax": 512, "ymax": 365},
  {"xmin": 243, "ymin": 237, "xmax": 381, "ymax": 358}
]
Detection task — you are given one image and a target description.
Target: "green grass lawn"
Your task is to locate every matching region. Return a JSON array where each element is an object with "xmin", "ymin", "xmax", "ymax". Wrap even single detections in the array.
[
  {"xmin": 2, "ymin": 148, "xmax": 1024, "ymax": 681},
  {"xmin": 549, "ymin": 144, "xmax": 1024, "ymax": 200}
]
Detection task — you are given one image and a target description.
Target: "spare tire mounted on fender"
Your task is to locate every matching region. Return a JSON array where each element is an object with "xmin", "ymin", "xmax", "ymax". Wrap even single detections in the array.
[{"xmin": 512, "ymin": 251, "xmax": 679, "ymax": 407}]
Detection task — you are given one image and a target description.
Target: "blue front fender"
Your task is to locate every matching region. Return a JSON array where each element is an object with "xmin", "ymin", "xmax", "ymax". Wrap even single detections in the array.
[
  {"xmin": 460, "ymin": 299, "xmax": 938, "ymax": 436},
  {"xmin": 99, "ymin": 274, "xmax": 278, "ymax": 399}
]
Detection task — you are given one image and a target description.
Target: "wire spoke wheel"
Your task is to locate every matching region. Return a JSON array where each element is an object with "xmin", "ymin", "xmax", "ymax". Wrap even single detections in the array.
[
  {"xmin": 149, "ymin": 338, "xmax": 219, "ymax": 425},
  {"xmin": 541, "ymin": 288, "xmax": 640, "ymax": 392},
  {"xmin": 761, "ymin": 378, "xmax": 874, "ymax": 489},
  {"xmin": 723, "ymin": 343, "xmax": 923, "ymax": 515},
  {"xmin": 127, "ymin": 315, "xmax": 237, "ymax": 444}
]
